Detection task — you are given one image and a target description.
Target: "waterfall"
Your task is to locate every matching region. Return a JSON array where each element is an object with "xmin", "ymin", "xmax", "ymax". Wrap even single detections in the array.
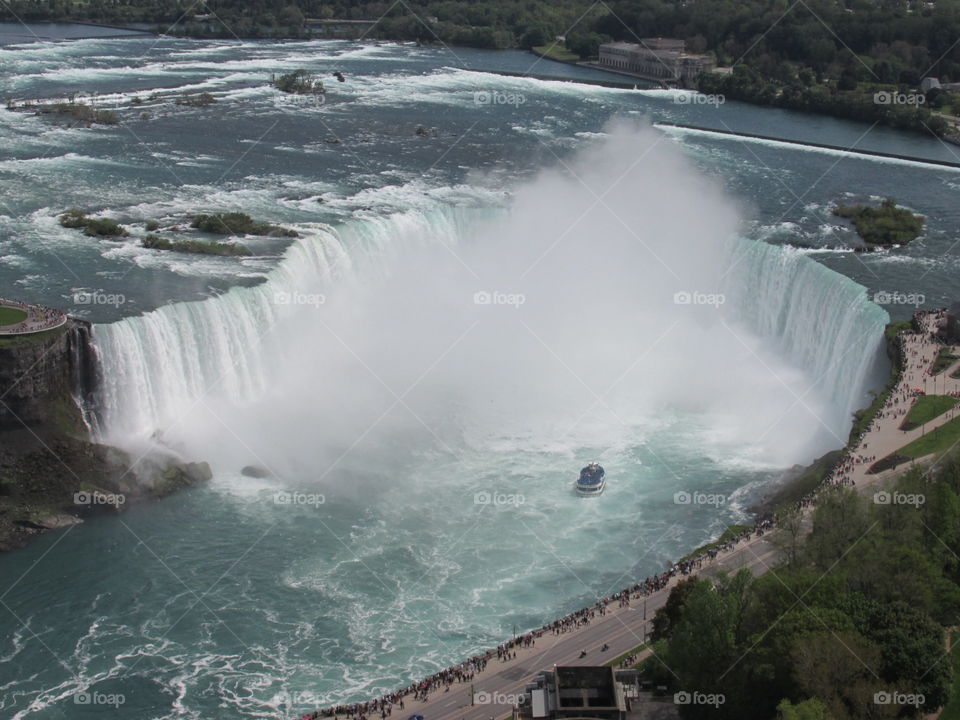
[
  {"xmin": 92, "ymin": 202, "xmax": 889, "ymax": 460},
  {"xmin": 722, "ymin": 240, "xmax": 889, "ymax": 435}
]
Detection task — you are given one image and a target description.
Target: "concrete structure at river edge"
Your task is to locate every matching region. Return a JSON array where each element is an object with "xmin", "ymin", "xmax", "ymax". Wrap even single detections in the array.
[
  {"xmin": 522, "ymin": 666, "xmax": 637, "ymax": 720},
  {"xmin": 598, "ymin": 38, "xmax": 715, "ymax": 87}
]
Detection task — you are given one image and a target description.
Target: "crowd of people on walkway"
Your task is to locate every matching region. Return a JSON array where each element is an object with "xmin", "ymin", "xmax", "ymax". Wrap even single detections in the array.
[
  {"xmin": 824, "ymin": 308, "xmax": 958, "ymax": 487},
  {"xmin": 293, "ymin": 310, "xmax": 960, "ymax": 720},
  {"xmin": 0, "ymin": 298, "xmax": 66, "ymax": 334},
  {"xmin": 295, "ymin": 512, "xmax": 782, "ymax": 720}
]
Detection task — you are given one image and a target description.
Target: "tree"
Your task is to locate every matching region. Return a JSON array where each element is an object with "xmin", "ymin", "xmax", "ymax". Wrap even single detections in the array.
[
  {"xmin": 651, "ymin": 576, "xmax": 708, "ymax": 641},
  {"xmin": 776, "ymin": 698, "xmax": 835, "ymax": 720}
]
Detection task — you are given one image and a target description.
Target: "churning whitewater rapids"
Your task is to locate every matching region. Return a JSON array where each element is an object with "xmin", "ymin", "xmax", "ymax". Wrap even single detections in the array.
[{"xmin": 1, "ymin": 32, "xmax": 959, "ymax": 720}]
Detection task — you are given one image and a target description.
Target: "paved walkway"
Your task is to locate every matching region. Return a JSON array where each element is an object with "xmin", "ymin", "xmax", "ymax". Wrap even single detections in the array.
[
  {"xmin": 0, "ymin": 298, "xmax": 67, "ymax": 335},
  {"xmin": 836, "ymin": 310, "xmax": 960, "ymax": 487}
]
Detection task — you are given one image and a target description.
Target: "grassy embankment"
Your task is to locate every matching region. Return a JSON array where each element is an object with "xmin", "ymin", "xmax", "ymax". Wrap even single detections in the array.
[
  {"xmin": 899, "ymin": 416, "xmax": 960, "ymax": 459},
  {"xmin": 847, "ymin": 320, "xmax": 911, "ymax": 443},
  {"xmin": 0, "ymin": 326, "xmax": 67, "ymax": 350},
  {"xmin": 901, "ymin": 395, "xmax": 959, "ymax": 431},
  {"xmin": 531, "ymin": 44, "xmax": 581, "ymax": 62},
  {"xmin": 677, "ymin": 524, "xmax": 753, "ymax": 564},
  {"xmin": 933, "ymin": 347, "xmax": 960, "ymax": 375}
]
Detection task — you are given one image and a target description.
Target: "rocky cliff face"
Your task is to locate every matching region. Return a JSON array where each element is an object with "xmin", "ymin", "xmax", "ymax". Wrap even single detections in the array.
[
  {"xmin": 0, "ymin": 318, "xmax": 211, "ymax": 551},
  {"xmin": 0, "ymin": 320, "xmax": 96, "ymax": 434}
]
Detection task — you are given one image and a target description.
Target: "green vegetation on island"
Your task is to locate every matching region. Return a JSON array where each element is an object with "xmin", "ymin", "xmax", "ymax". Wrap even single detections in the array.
[
  {"xmin": 643, "ymin": 451, "xmax": 960, "ymax": 720},
  {"xmin": 58, "ymin": 209, "xmax": 128, "ymax": 238},
  {"xmin": 7, "ymin": 100, "xmax": 119, "ymax": 126},
  {"xmin": 190, "ymin": 212, "xmax": 298, "ymax": 237},
  {"xmin": 271, "ymin": 69, "xmax": 325, "ymax": 94},
  {"xmin": 175, "ymin": 92, "xmax": 217, "ymax": 107},
  {"xmin": 142, "ymin": 233, "xmax": 253, "ymax": 256},
  {"xmin": 832, "ymin": 198, "xmax": 925, "ymax": 250}
]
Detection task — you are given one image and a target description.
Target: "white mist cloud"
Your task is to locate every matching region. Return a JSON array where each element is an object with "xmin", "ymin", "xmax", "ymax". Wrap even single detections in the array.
[{"xmin": 103, "ymin": 119, "xmax": 855, "ymax": 482}]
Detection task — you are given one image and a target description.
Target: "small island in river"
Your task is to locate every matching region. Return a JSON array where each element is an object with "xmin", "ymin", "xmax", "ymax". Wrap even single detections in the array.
[{"xmin": 832, "ymin": 198, "xmax": 925, "ymax": 251}]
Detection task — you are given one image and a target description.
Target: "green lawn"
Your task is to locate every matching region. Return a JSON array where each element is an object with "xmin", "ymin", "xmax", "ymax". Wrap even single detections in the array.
[
  {"xmin": 899, "ymin": 415, "xmax": 960, "ymax": 459},
  {"xmin": 932, "ymin": 347, "xmax": 960, "ymax": 375},
  {"xmin": 0, "ymin": 307, "xmax": 27, "ymax": 326},
  {"xmin": 901, "ymin": 395, "xmax": 959, "ymax": 430},
  {"xmin": 532, "ymin": 44, "xmax": 581, "ymax": 62}
]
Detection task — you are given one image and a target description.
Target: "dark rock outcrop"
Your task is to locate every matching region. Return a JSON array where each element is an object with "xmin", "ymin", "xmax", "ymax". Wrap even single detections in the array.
[
  {"xmin": 0, "ymin": 317, "xmax": 212, "ymax": 551},
  {"xmin": 0, "ymin": 320, "xmax": 94, "ymax": 434}
]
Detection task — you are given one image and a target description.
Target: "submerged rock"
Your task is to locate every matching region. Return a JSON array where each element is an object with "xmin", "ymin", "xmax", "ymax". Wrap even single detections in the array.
[{"xmin": 241, "ymin": 465, "xmax": 272, "ymax": 479}]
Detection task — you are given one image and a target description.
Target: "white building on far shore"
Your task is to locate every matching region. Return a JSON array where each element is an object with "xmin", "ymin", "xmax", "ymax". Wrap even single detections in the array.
[{"xmin": 598, "ymin": 38, "xmax": 715, "ymax": 87}]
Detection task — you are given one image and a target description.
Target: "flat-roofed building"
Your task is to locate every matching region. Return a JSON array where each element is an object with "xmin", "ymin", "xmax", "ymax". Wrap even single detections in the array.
[
  {"xmin": 522, "ymin": 666, "xmax": 631, "ymax": 720},
  {"xmin": 598, "ymin": 39, "xmax": 715, "ymax": 87}
]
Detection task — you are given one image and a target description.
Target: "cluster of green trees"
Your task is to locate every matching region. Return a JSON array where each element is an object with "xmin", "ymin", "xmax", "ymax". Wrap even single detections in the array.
[
  {"xmin": 833, "ymin": 198, "xmax": 925, "ymax": 249},
  {"xmin": 143, "ymin": 233, "xmax": 252, "ymax": 255},
  {"xmin": 698, "ymin": 68, "xmax": 950, "ymax": 136},
  {"xmin": 190, "ymin": 212, "xmax": 297, "ymax": 236},
  {"xmin": 643, "ymin": 453, "xmax": 960, "ymax": 720},
  {"xmin": 271, "ymin": 69, "xmax": 325, "ymax": 94},
  {"xmin": 6, "ymin": 0, "xmax": 960, "ymax": 133},
  {"xmin": 58, "ymin": 209, "xmax": 128, "ymax": 237}
]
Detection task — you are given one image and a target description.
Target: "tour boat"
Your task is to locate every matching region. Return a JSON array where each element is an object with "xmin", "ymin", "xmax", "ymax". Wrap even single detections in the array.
[{"xmin": 575, "ymin": 463, "xmax": 606, "ymax": 496}]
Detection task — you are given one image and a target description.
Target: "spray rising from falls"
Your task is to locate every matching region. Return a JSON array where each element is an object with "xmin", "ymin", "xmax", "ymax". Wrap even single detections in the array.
[{"xmin": 92, "ymin": 121, "xmax": 888, "ymax": 479}]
